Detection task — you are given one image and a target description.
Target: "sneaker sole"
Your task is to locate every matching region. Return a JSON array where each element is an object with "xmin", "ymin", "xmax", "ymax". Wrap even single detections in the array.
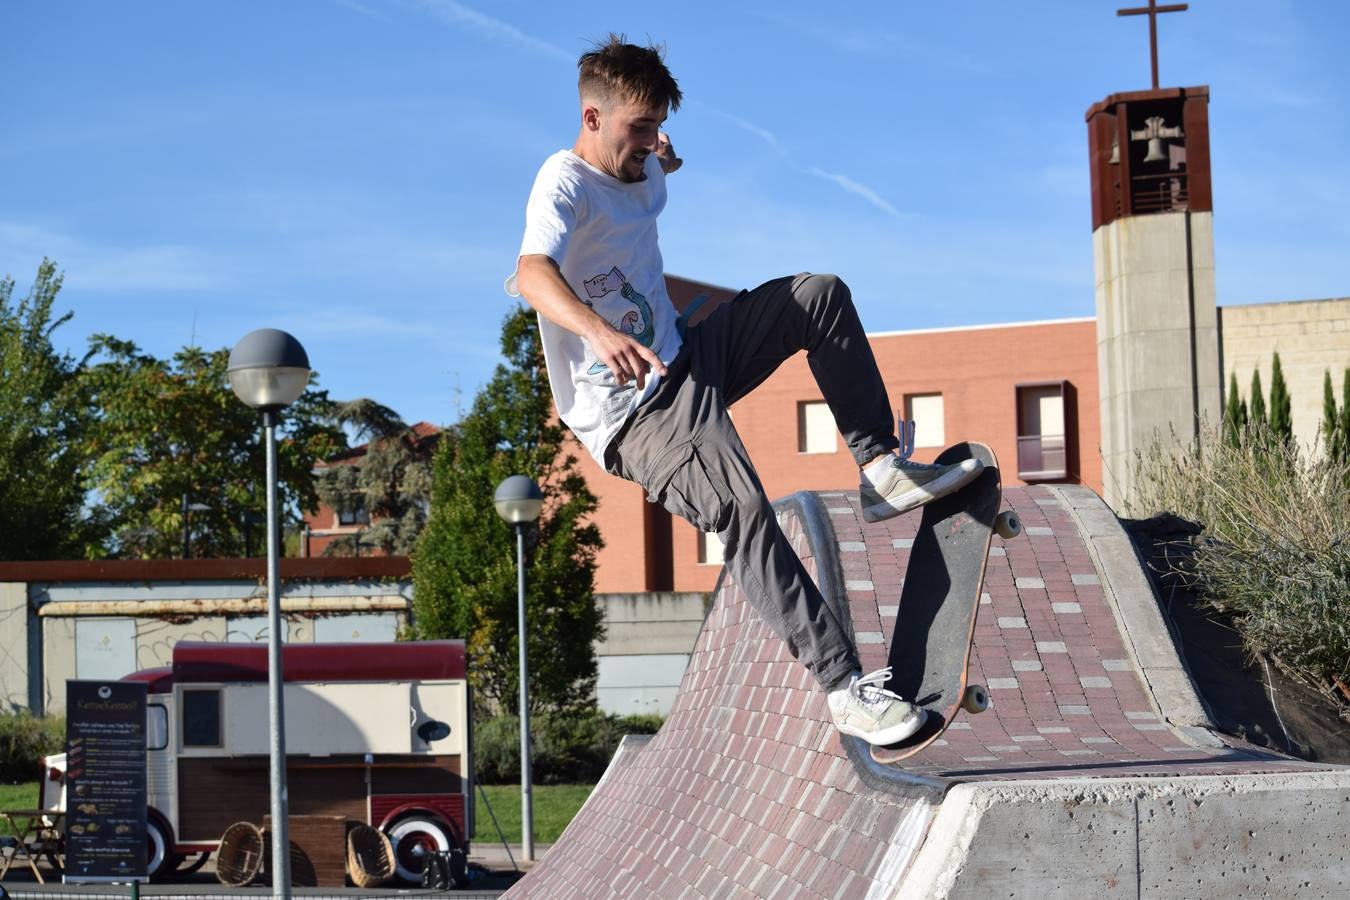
[
  {"xmin": 861, "ymin": 458, "xmax": 983, "ymax": 523},
  {"xmin": 836, "ymin": 708, "xmax": 927, "ymax": 746}
]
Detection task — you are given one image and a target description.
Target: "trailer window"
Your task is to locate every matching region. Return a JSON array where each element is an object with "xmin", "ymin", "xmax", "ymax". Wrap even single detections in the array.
[
  {"xmin": 182, "ymin": 689, "xmax": 222, "ymax": 747},
  {"xmin": 147, "ymin": 704, "xmax": 168, "ymax": 751}
]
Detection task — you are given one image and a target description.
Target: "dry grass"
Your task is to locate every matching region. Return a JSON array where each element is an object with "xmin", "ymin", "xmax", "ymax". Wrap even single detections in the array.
[{"xmin": 1130, "ymin": 424, "xmax": 1350, "ymax": 695}]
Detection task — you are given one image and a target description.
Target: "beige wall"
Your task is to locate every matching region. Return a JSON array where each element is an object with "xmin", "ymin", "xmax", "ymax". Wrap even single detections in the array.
[
  {"xmin": 136, "ymin": 617, "xmax": 230, "ymax": 670},
  {"xmin": 1220, "ymin": 297, "xmax": 1350, "ymax": 451},
  {"xmin": 0, "ymin": 583, "xmax": 28, "ymax": 709}
]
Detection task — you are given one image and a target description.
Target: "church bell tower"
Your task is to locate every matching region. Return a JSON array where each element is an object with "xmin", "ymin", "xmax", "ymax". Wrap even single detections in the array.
[{"xmin": 1088, "ymin": 2, "xmax": 1220, "ymax": 509}]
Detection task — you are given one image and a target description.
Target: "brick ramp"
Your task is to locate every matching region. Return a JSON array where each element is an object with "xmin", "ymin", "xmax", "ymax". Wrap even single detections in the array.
[{"xmin": 511, "ymin": 486, "xmax": 1350, "ymax": 898}]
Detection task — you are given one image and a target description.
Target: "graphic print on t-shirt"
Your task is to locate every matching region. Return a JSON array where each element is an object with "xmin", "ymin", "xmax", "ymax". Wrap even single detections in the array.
[{"xmin": 583, "ymin": 266, "xmax": 654, "ymax": 375}]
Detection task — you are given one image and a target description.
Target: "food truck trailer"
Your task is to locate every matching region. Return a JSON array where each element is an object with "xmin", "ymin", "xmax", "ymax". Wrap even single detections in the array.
[{"xmin": 42, "ymin": 640, "xmax": 471, "ymax": 882}]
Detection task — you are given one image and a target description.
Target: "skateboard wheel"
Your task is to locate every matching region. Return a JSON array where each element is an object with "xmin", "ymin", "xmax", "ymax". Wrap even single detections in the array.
[
  {"xmin": 994, "ymin": 511, "xmax": 1022, "ymax": 539},
  {"xmin": 962, "ymin": 684, "xmax": 990, "ymax": 714}
]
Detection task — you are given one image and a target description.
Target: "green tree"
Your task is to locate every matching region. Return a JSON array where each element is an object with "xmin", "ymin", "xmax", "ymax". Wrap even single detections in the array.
[
  {"xmin": 316, "ymin": 399, "xmax": 435, "ymax": 556},
  {"xmin": 413, "ymin": 306, "xmax": 604, "ymax": 718},
  {"xmin": 81, "ymin": 337, "xmax": 344, "ymax": 558},
  {"xmin": 0, "ymin": 259, "xmax": 106, "ymax": 558},
  {"xmin": 1222, "ymin": 372, "xmax": 1246, "ymax": 448},
  {"xmin": 1322, "ymin": 370, "xmax": 1342, "ymax": 463},
  {"xmin": 1249, "ymin": 368, "xmax": 1268, "ymax": 430},
  {"xmin": 1342, "ymin": 369, "xmax": 1350, "ymax": 464},
  {"xmin": 1268, "ymin": 352, "xmax": 1292, "ymax": 445}
]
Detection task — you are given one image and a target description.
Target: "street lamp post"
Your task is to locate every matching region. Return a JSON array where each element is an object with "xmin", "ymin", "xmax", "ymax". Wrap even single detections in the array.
[
  {"xmin": 493, "ymin": 475, "xmax": 543, "ymax": 863},
  {"xmin": 227, "ymin": 329, "xmax": 311, "ymax": 899}
]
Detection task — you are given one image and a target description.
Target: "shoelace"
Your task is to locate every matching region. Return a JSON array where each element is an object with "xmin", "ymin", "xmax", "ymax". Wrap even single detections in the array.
[
  {"xmin": 892, "ymin": 457, "xmax": 939, "ymax": 472},
  {"xmin": 851, "ymin": 667, "xmax": 903, "ymax": 710}
]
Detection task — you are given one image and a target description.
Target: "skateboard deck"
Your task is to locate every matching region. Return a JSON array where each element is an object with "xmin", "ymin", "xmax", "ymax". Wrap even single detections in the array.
[{"xmin": 870, "ymin": 441, "xmax": 1011, "ymax": 765}]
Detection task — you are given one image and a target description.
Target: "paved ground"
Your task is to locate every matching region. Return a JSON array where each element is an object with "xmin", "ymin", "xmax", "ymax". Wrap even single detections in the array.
[
  {"xmin": 0, "ymin": 842, "xmax": 547, "ymax": 897},
  {"xmin": 510, "ymin": 484, "xmax": 1349, "ymax": 898}
]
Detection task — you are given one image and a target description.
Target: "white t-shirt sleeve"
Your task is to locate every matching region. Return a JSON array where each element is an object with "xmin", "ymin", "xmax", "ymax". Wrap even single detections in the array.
[{"xmin": 518, "ymin": 167, "xmax": 583, "ymax": 265}]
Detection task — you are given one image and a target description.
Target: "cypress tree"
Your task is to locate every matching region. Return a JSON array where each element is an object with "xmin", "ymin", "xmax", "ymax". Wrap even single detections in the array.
[
  {"xmin": 1342, "ymin": 369, "xmax": 1350, "ymax": 464},
  {"xmin": 1249, "ymin": 369, "xmax": 1268, "ymax": 429},
  {"xmin": 1323, "ymin": 370, "xmax": 1341, "ymax": 462},
  {"xmin": 413, "ymin": 305, "xmax": 604, "ymax": 717},
  {"xmin": 1223, "ymin": 372, "xmax": 1245, "ymax": 448},
  {"xmin": 1268, "ymin": 352, "xmax": 1293, "ymax": 445}
]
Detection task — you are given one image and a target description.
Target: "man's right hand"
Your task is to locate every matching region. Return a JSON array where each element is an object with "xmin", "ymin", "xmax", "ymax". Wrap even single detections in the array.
[{"xmin": 586, "ymin": 324, "xmax": 668, "ymax": 390}]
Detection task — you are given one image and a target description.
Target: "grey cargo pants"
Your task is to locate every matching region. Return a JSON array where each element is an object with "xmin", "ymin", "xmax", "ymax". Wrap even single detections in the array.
[{"xmin": 605, "ymin": 274, "xmax": 899, "ymax": 692}]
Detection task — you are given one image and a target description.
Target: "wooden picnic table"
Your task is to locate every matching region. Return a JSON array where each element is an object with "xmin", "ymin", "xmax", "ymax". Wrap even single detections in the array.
[{"xmin": 0, "ymin": 809, "xmax": 64, "ymax": 883}]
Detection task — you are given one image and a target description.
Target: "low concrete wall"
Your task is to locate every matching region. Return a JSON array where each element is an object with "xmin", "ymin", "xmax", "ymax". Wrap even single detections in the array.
[
  {"xmin": 0, "ymin": 558, "xmax": 416, "ymax": 716},
  {"xmin": 905, "ymin": 772, "xmax": 1350, "ymax": 898},
  {"xmin": 594, "ymin": 591, "xmax": 709, "ymax": 716}
]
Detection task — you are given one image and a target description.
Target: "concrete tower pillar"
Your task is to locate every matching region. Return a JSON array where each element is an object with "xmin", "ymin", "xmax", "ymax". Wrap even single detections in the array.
[{"xmin": 1087, "ymin": 86, "xmax": 1221, "ymax": 510}]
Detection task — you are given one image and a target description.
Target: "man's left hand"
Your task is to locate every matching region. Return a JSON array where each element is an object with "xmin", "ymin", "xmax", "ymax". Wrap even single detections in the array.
[{"xmin": 657, "ymin": 132, "xmax": 683, "ymax": 175}]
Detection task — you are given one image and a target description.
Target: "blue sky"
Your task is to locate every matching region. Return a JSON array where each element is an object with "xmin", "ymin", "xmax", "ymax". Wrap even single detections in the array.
[{"xmin": 5, "ymin": 1, "xmax": 1347, "ymax": 428}]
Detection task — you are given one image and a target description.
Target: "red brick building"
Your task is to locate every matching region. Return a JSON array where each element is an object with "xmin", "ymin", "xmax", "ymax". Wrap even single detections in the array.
[
  {"xmin": 582, "ymin": 276, "xmax": 1101, "ymax": 594},
  {"xmin": 302, "ymin": 422, "xmax": 439, "ymax": 557}
]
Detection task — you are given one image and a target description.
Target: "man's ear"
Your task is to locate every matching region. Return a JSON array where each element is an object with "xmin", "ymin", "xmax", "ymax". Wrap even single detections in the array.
[{"xmin": 581, "ymin": 102, "xmax": 602, "ymax": 133}]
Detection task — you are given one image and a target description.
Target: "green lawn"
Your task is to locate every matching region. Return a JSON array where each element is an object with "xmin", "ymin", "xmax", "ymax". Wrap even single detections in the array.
[
  {"xmin": 471, "ymin": 783, "xmax": 593, "ymax": 845},
  {"xmin": 0, "ymin": 782, "xmax": 43, "ymax": 836},
  {"xmin": 1, "ymin": 780, "xmax": 594, "ymax": 845}
]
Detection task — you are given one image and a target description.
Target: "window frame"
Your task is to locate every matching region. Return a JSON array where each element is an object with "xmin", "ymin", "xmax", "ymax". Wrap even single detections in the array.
[
  {"xmin": 180, "ymin": 687, "xmax": 224, "ymax": 750},
  {"xmin": 796, "ymin": 400, "xmax": 838, "ymax": 455},
  {"xmin": 1015, "ymin": 379, "xmax": 1073, "ymax": 481}
]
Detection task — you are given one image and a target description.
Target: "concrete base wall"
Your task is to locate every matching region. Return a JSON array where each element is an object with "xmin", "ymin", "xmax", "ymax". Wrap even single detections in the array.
[
  {"xmin": 1219, "ymin": 297, "xmax": 1350, "ymax": 451},
  {"xmin": 903, "ymin": 772, "xmax": 1350, "ymax": 898},
  {"xmin": 1094, "ymin": 212, "xmax": 1222, "ymax": 510}
]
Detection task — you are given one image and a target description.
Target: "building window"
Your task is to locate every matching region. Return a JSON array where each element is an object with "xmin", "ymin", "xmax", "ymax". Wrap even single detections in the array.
[
  {"xmin": 337, "ymin": 498, "xmax": 369, "ymax": 526},
  {"xmin": 698, "ymin": 530, "xmax": 724, "ymax": 566},
  {"xmin": 181, "ymin": 689, "xmax": 222, "ymax": 748},
  {"xmin": 904, "ymin": 394, "xmax": 945, "ymax": 448},
  {"xmin": 1016, "ymin": 381, "xmax": 1072, "ymax": 480},
  {"xmin": 797, "ymin": 401, "xmax": 838, "ymax": 454}
]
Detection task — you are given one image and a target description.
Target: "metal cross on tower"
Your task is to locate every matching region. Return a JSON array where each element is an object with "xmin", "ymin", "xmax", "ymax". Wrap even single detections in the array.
[{"xmin": 1117, "ymin": 0, "xmax": 1189, "ymax": 90}]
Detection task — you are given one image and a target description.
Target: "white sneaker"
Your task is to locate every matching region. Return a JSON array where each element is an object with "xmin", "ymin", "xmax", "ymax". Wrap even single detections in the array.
[
  {"xmin": 827, "ymin": 667, "xmax": 926, "ymax": 745},
  {"xmin": 860, "ymin": 455, "xmax": 983, "ymax": 523}
]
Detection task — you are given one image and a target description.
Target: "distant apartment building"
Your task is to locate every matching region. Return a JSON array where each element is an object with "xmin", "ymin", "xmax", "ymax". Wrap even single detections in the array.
[{"xmin": 302, "ymin": 421, "xmax": 439, "ymax": 557}]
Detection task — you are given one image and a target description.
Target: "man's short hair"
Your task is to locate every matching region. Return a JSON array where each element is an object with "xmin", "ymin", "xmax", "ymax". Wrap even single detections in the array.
[{"xmin": 578, "ymin": 34, "xmax": 682, "ymax": 113}]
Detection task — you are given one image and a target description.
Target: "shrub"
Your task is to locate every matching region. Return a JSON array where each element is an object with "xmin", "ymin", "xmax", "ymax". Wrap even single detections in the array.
[
  {"xmin": 0, "ymin": 712, "xmax": 65, "ymax": 783},
  {"xmin": 474, "ymin": 709, "xmax": 665, "ymax": 785},
  {"xmin": 1131, "ymin": 423, "xmax": 1350, "ymax": 695}
]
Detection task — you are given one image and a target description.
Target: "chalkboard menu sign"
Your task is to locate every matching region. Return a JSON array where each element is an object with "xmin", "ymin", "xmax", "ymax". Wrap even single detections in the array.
[{"xmin": 64, "ymin": 680, "xmax": 148, "ymax": 883}]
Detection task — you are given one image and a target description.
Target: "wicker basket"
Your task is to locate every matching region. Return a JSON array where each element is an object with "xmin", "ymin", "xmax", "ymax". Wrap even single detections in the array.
[
  {"xmin": 346, "ymin": 823, "xmax": 395, "ymax": 888},
  {"xmin": 216, "ymin": 821, "xmax": 265, "ymax": 886}
]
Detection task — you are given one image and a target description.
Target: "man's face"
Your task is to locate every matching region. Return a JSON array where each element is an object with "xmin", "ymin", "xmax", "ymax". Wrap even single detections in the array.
[{"xmin": 588, "ymin": 97, "xmax": 668, "ymax": 183}]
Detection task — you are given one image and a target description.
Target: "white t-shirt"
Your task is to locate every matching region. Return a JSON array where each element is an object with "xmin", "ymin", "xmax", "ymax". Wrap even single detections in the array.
[{"xmin": 506, "ymin": 149, "xmax": 682, "ymax": 465}]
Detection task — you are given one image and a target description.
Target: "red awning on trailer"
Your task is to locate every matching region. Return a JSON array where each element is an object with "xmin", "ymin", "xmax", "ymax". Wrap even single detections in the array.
[{"xmin": 169, "ymin": 641, "xmax": 467, "ymax": 684}]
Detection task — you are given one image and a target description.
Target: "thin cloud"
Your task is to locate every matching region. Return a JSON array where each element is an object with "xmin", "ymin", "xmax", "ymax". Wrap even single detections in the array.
[
  {"xmin": 405, "ymin": 0, "xmax": 573, "ymax": 63},
  {"xmin": 691, "ymin": 102, "xmax": 906, "ymax": 220},
  {"xmin": 0, "ymin": 221, "xmax": 230, "ymax": 293},
  {"xmin": 695, "ymin": 103, "xmax": 790, "ymax": 159},
  {"xmin": 805, "ymin": 168, "xmax": 901, "ymax": 218},
  {"xmin": 332, "ymin": 0, "xmax": 392, "ymax": 22},
  {"xmin": 750, "ymin": 10, "xmax": 902, "ymax": 55}
]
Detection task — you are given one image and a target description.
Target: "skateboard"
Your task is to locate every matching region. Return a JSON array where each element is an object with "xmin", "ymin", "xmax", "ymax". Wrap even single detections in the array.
[{"xmin": 870, "ymin": 441, "xmax": 1021, "ymax": 765}]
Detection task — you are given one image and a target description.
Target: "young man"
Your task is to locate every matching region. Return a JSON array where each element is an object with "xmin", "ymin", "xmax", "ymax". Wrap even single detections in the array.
[{"xmin": 507, "ymin": 36, "xmax": 982, "ymax": 746}]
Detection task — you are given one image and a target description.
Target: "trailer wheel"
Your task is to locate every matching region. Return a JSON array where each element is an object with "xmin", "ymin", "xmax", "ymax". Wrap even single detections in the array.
[
  {"xmin": 385, "ymin": 815, "xmax": 452, "ymax": 884},
  {"xmin": 147, "ymin": 820, "xmax": 183, "ymax": 885}
]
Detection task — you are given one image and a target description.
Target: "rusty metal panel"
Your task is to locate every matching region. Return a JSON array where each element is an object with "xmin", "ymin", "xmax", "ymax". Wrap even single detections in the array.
[{"xmin": 1183, "ymin": 94, "xmax": 1213, "ymax": 213}]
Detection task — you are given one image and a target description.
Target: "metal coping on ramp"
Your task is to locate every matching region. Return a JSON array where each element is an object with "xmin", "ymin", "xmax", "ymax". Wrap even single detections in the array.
[{"xmin": 511, "ymin": 484, "xmax": 1346, "ymax": 898}]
